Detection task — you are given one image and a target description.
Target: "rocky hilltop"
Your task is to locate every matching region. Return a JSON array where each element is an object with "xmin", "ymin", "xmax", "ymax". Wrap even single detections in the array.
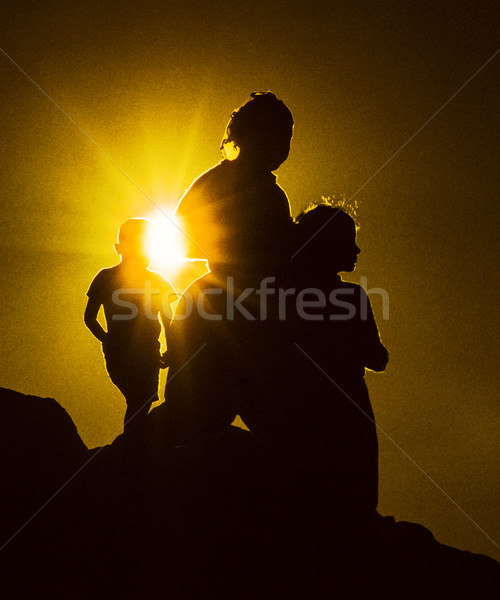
[{"xmin": 0, "ymin": 387, "xmax": 498, "ymax": 599}]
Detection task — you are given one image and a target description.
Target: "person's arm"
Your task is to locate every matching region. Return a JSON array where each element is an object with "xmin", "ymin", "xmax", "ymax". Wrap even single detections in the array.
[
  {"xmin": 84, "ymin": 295, "xmax": 107, "ymax": 343},
  {"xmin": 157, "ymin": 280, "xmax": 180, "ymax": 368},
  {"xmin": 364, "ymin": 340, "xmax": 389, "ymax": 372},
  {"xmin": 359, "ymin": 288, "xmax": 389, "ymax": 372}
]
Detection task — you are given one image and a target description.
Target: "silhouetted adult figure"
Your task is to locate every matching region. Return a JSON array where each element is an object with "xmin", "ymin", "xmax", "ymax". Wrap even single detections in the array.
[{"xmin": 163, "ymin": 92, "xmax": 295, "ymax": 441}]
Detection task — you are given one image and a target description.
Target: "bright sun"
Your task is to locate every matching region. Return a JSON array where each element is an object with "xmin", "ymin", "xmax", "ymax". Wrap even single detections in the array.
[{"xmin": 147, "ymin": 214, "xmax": 187, "ymax": 278}]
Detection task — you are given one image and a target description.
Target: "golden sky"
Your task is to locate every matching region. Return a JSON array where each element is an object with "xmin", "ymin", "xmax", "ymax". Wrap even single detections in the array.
[{"xmin": 0, "ymin": 0, "xmax": 499, "ymax": 562}]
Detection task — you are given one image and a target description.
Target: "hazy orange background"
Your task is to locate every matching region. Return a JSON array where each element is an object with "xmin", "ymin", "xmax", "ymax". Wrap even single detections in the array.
[{"xmin": 1, "ymin": 0, "xmax": 498, "ymax": 561}]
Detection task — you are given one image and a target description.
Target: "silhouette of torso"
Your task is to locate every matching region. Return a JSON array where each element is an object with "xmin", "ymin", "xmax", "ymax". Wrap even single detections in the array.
[
  {"xmin": 288, "ymin": 271, "xmax": 385, "ymax": 511},
  {"xmin": 87, "ymin": 264, "xmax": 174, "ymax": 428},
  {"xmin": 87, "ymin": 264, "xmax": 172, "ymax": 353},
  {"xmin": 175, "ymin": 159, "xmax": 293, "ymax": 284},
  {"xmin": 164, "ymin": 159, "xmax": 294, "ymax": 440}
]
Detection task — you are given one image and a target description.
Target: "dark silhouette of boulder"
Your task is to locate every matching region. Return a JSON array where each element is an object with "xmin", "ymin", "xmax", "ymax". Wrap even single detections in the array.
[
  {"xmin": 0, "ymin": 387, "xmax": 89, "ymax": 541},
  {"xmin": 0, "ymin": 387, "xmax": 498, "ymax": 599}
]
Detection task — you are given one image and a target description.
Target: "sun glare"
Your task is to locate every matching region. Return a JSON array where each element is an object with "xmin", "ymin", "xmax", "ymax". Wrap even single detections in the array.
[{"xmin": 147, "ymin": 214, "xmax": 187, "ymax": 279}]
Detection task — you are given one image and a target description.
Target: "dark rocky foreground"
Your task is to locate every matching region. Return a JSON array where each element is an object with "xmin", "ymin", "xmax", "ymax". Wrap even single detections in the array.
[{"xmin": 0, "ymin": 387, "xmax": 499, "ymax": 599}]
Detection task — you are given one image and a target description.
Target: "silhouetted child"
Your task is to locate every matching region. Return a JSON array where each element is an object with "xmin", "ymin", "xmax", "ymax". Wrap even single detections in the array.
[
  {"xmin": 293, "ymin": 203, "xmax": 388, "ymax": 513},
  {"xmin": 85, "ymin": 218, "xmax": 176, "ymax": 433}
]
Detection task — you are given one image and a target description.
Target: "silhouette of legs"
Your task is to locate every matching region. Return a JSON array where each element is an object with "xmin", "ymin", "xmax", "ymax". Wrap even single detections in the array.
[{"xmin": 104, "ymin": 349, "xmax": 160, "ymax": 432}]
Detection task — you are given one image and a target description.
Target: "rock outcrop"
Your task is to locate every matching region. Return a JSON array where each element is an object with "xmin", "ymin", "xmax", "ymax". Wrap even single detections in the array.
[{"xmin": 0, "ymin": 387, "xmax": 498, "ymax": 599}]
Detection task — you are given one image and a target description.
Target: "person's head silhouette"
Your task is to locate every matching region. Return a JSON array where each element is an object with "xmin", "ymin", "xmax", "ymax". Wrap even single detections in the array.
[
  {"xmin": 295, "ymin": 204, "xmax": 360, "ymax": 274},
  {"xmin": 114, "ymin": 218, "xmax": 153, "ymax": 269},
  {"xmin": 221, "ymin": 92, "xmax": 294, "ymax": 171}
]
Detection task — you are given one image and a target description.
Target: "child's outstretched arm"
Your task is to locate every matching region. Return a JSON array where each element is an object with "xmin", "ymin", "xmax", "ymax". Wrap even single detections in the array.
[{"xmin": 84, "ymin": 296, "xmax": 107, "ymax": 343}]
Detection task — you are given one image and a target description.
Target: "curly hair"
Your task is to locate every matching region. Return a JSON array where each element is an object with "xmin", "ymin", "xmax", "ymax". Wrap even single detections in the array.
[
  {"xmin": 221, "ymin": 91, "xmax": 294, "ymax": 157},
  {"xmin": 294, "ymin": 197, "xmax": 358, "ymax": 259}
]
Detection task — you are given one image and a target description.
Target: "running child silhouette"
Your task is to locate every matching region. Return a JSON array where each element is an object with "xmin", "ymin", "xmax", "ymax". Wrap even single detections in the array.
[{"xmin": 84, "ymin": 218, "xmax": 176, "ymax": 433}]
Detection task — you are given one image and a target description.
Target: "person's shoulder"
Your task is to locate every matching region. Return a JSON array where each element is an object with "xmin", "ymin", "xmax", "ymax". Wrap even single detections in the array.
[
  {"xmin": 92, "ymin": 263, "xmax": 122, "ymax": 283},
  {"xmin": 100, "ymin": 264, "xmax": 123, "ymax": 283},
  {"xmin": 189, "ymin": 162, "xmax": 224, "ymax": 189},
  {"xmin": 264, "ymin": 171, "xmax": 291, "ymax": 215},
  {"xmin": 175, "ymin": 162, "xmax": 225, "ymax": 213},
  {"xmin": 336, "ymin": 279, "xmax": 366, "ymax": 299},
  {"xmin": 87, "ymin": 265, "xmax": 119, "ymax": 296},
  {"xmin": 350, "ymin": 281, "xmax": 369, "ymax": 299}
]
